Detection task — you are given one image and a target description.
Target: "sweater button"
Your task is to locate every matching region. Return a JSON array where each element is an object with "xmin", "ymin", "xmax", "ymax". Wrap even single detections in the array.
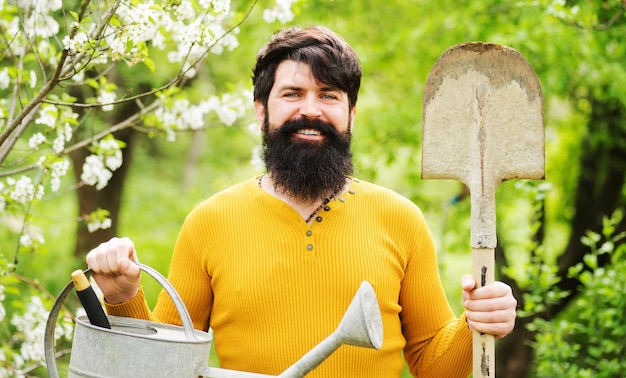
[{"xmin": 306, "ymin": 244, "xmax": 314, "ymax": 251}]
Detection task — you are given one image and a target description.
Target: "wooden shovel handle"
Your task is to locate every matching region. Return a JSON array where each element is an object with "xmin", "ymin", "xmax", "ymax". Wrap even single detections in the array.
[{"xmin": 472, "ymin": 247, "xmax": 495, "ymax": 377}]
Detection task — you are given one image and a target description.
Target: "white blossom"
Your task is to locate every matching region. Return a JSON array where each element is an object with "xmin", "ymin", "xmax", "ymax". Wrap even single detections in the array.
[
  {"xmin": 8, "ymin": 176, "xmax": 42, "ymax": 204},
  {"xmin": 0, "ymin": 67, "xmax": 9, "ymax": 89},
  {"xmin": 10, "ymin": 295, "xmax": 71, "ymax": 365},
  {"xmin": 215, "ymin": 91, "xmax": 249, "ymax": 126},
  {"xmin": 64, "ymin": 124, "xmax": 74, "ymax": 142},
  {"xmin": 62, "ymin": 31, "xmax": 89, "ymax": 53},
  {"xmin": 50, "ymin": 158, "xmax": 69, "ymax": 192},
  {"xmin": 105, "ymin": 153, "xmax": 122, "ymax": 171},
  {"xmin": 87, "ymin": 217, "xmax": 112, "ymax": 233},
  {"xmin": 29, "ymin": 70, "xmax": 37, "ymax": 88},
  {"xmin": 81, "ymin": 155, "xmax": 113, "ymax": 190},
  {"xmin": 50, "ymin": 158, "xmax": 69, "ymax": 178},
  {"xmin": 97, "ymin": 90, "xmax": 117, "ymax": 112},
  {"xmin": 19, "ymin": 234, "xmax": 32, "ymax": 247},
  {"xmin": 263, "ymin": 0, "xmax": 297, "ymax": 23},
  {"xmin": 35, "ymin": 106, "xmax": 58, "ymax": 129},
  {"xmin": 175, "ymin": 1, "xmax": 195, "ymax": 20},
  {"xmin": 106, "ymin": 34, "xmax": 127, "ymax": 56},
  {"xmin": 28, "ymin": 133, "xmax": 46, "ymax": 149},
  {"xmin": 98, "ymin": 138, "xmax": 124, "ymax": 170},
  {"xmin": 12, "ymin": 0, "xmax": 63, "ymax": 47},
  {"xmin": 52, "ymin": 133, "xmax": 65, "ymax": 153},
  {"xmin": 211, "ymin": 0, "xmax": 231, "ymax": 13}
]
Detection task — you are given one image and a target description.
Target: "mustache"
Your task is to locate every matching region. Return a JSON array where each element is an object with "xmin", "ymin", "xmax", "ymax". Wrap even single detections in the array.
[{"xmin": 269, "ymin": 118, "xmax": 347, "ymax": 139}]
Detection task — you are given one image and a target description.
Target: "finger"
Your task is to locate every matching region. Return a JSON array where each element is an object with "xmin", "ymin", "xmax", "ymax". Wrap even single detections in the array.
[
  {"xmin": 467, "ymin": 318, "xmax": 515, "ymax": 338},
  {"xmin": 466, "ymin": 305, "xmax": 516, "ymax": 337},
  {"xmin": 86, "ymin": 242, "xmax": 106, "ymax": 272},
  {"xmin": 105, "ymin": 240, "xmax": 122, "ymax": 274},
  {"xmin": 113, "ymin": 237, "xmax": 136, "ymax": 265},
  {"xmin": 461, "ymin": 274, "xmax": 476, "ymax": 291},
  {"xmin": 465, "ymin": 281, "xmax": 512, "ymax": 301},
  {"xmin": 87, "ymin": 242, "xmax": 114, "ymax": 274},
  {"xmin": 465, "ymin": 295, "xmax": 518, "ymax": 313},
  {"xmin": 118, "ymin": 257, "xmax": 140, "ymax": 279},
  {"xmin": 466, "ymin": 305, "xmax": 516, "ymax": 322},
  {"xmin": 85, "ymin": 249, "xmax": 98, "ymax": 270}
]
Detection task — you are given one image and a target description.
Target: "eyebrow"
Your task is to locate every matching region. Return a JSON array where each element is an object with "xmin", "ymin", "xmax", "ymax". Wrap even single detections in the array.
[{"xmin": 276, "ymin": 84, "xmax": 342, "ymax": 93}]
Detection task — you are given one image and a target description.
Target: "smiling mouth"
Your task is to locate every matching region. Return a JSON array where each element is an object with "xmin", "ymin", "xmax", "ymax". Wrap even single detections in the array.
[{"xmin": 297, "ymin": 128, "xmax": 322, "ymax": 136}]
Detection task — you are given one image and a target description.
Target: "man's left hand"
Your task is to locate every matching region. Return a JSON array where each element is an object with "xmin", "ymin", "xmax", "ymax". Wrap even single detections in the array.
[{"xmin": 461, "ymin": 274, "xmax": 517, "ymax": 338}]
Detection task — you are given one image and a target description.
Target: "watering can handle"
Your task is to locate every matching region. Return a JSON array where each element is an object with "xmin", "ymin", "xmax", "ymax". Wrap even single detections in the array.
[{"xmin": 45, "ymin": 263, "xmax": 197, "ymax": 378}]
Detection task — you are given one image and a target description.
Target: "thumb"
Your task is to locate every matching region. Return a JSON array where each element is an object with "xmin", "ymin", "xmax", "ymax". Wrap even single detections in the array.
[
  {"xmin": 461, "ymin": 274, "xmax": 476, "ymax": 291},
  {"xmin": 118, "ymin": 258, "xmax": 140, "ymax": 280},
  {"xmin": 461, "ymin": 274, "xmax": 475, "ymax": 302}
]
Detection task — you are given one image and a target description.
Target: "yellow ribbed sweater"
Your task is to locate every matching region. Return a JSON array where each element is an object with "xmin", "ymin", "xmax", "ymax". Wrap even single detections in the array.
[{"xmin": 107, "ymin": 177, "xmax": 472, "ymax": 377}]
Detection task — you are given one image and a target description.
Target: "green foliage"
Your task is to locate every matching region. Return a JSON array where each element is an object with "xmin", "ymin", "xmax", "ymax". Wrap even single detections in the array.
[{"xmin": 527, "ymin": 211, "xmax": 626, "ymax": 378}]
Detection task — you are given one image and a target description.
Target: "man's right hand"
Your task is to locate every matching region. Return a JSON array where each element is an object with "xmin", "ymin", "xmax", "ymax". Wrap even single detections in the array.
[{"xmin": 86, "ymin": 237, "xmax": 141, "ymax": 304}]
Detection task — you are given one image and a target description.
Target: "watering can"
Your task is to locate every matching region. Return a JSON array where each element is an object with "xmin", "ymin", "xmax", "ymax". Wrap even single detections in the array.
[{"xmin": 45, "ymin": 263, "xmax": 383, "ymax": 377}]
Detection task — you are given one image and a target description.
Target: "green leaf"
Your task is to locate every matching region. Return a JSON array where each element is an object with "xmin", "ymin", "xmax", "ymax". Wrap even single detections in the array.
[
  {"xmin": 583, "ymin": 253, "xmax": 597, "ymax": 269},
  {"xmin": 143, "ymin": 58, "xmax": 156, "ymax": 74},
  {"xmin": 85, "ymin": 78, "xmax": 99, "ymax": 89}
]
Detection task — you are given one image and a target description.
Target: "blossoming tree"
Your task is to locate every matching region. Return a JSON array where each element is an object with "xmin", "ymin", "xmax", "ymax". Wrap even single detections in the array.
[{"xmin": 0, "ymin": 0, "xmax": 295, "ymax": 375}]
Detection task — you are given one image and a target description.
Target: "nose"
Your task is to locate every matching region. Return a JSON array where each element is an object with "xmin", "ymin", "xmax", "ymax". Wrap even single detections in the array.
[{"xmin": 299, "ymin": 94, "xmax": 322, "ymax": 119}]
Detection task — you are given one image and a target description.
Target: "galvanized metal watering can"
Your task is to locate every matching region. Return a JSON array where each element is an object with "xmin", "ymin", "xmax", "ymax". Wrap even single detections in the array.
[{"xmin": 45, "ymin": 263, "xmax": 383, "ymax": 377}]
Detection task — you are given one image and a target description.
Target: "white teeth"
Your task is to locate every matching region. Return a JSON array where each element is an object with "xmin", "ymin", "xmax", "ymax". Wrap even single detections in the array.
[{"xmin": 298, "ymin": 129, "xmax": 321, "ymax": 136}]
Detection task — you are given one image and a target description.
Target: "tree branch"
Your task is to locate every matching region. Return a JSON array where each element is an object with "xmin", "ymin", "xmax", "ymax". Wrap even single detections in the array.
[{"xmin": 0, "ymin": 0, "xmax": 92, "ymax": 163}]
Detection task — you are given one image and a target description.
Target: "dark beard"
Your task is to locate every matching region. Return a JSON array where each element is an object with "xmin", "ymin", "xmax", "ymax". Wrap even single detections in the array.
[{"xmin": 262, "ymin": 118, "xmax": 353, "ymax": 202}]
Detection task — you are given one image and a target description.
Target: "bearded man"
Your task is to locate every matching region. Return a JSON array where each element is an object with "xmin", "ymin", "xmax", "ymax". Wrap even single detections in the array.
[{"xmin": 87, "ymin": 26, "xmax": 517, "ymax": 378}]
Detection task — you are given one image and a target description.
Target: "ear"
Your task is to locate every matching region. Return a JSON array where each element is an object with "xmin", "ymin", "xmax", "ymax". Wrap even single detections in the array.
[
  {"xmin": 254, "ymin": 100, "xmax": 265, "ymax": 130},
  {"xmin": 348, "ymin": 106, "xmax": 357, "ymax": 133}
]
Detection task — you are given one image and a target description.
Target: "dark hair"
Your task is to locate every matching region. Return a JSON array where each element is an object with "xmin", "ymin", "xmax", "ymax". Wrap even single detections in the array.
[{"xmin": 252, "ymin": 26, "xmax": 362, "ymax": 111}]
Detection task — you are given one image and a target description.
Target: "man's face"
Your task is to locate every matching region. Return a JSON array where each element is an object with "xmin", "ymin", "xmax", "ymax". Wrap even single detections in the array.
[
  {"xmin": 254, "ymin": 60, "xmax": 356, "ymax": 138},
  {"xmin": 255, "ymin": 60, "xmax": 356, "ymax": 202}
]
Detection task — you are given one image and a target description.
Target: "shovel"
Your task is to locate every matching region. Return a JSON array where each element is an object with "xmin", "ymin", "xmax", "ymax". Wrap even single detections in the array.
[{"xmin": 421, "ymin": 42, "xmax": 544, "ymax": 377}]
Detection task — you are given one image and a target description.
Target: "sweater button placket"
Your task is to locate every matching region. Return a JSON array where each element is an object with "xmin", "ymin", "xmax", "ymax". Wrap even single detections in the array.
[{"xmin": 305, "ymin": 229, "xmax": 314, "ymax": 253}]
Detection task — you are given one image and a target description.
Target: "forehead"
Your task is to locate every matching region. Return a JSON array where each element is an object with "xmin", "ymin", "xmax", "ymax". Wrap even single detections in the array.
[
  {"xmin": 275, "ymin": 60, "xmax": 313, "ymax": 82},
  {"xmin": 273, "ymin": 60, "xmax": 331, "ymax": 89}
]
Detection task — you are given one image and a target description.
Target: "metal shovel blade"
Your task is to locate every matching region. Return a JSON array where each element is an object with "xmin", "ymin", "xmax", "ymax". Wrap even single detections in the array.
[{"xmin": 421, "ymin": 42, "xmax": 545, "ymax": 377}]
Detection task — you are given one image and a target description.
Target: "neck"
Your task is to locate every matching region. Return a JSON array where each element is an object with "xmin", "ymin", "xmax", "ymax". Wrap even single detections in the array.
[{"xmin": 258, "ymin": 174, "xmax": 348, "ymax": 224}]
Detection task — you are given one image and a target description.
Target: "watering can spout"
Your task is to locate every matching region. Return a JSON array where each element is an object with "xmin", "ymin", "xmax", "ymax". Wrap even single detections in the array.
[
  {"xmin": 277, "ymin": 281, "xmax": 383, "ymax": 378},
  {"xmin": 335, "ymin": 281, "xmax": 383, "ymax": 349}
]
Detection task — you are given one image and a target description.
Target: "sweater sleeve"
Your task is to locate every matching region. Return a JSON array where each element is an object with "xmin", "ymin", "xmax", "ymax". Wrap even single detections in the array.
[
  {"xmin": 104, "ymin": 286, "xmax": 154, "ymax": 321},
  {"xmin": 399, "ymin": 207, "xmax": 473, "ymax": 377}
]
